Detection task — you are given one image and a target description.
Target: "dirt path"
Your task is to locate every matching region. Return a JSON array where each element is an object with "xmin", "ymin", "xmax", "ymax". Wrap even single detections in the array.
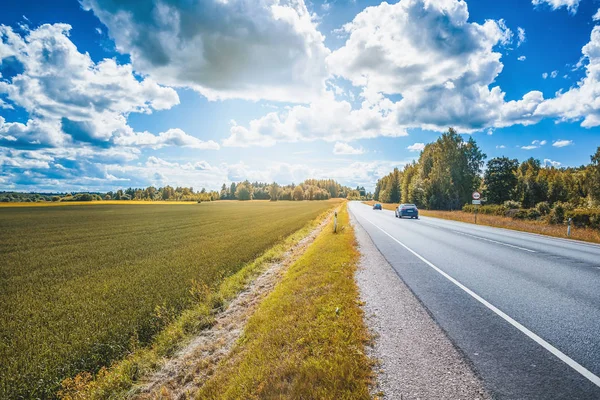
[{"xmin": 131, "ymin": 214, "xmax": 333, "ymax": 400}]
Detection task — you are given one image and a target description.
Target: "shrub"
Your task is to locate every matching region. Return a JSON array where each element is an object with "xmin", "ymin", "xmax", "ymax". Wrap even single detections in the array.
[
  {"xmin": 503, "ymin": 200, "xmax": 522, "ymax": 209},
  {"xmin": 566, "ymin": 209, "xmax": 600, "ymax": 229},
  {"xmin": 549, "ymin": 202, "xmax": 574, "ymax": 224},
  {"xmin": 527, "ymin": 209, "xmax": 541, "ymax": 220},
  {"xmin": 535, "ymin": 201, "xmax": 551, "ymax": 216}
]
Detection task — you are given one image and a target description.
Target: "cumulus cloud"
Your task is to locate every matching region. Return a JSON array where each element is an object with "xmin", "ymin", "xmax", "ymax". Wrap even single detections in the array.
[
  {"xmin": 521, "ymin": 139, "xmax": 547, "ymax": 150},
  {"xmin": 518, "ymin": 56, "xmax": 527, "ymax": 61},
  {"xmin": 532, "ymin": 0, "xmax": 579, "ymax": 14},
  {"xmin": 333, "ymin": 142, "xmax": 364, "ymax": 155},
  {"xmin": 496, "ymin": 145, "xmax": 506, "ymax": 149},
  {"xmin": 326, "ymin": 0, "xmax": 544, "ymax": 132},
  {"xmin": 407, "ymin": 143, "xmax": 425, "ymax": 152},
  {"xmin": 552, "ymin": 139, "xmax": 573, "ymax": 147},
  {"xmin": 594, "ymin": 9, "xmax": 600, "ymax": 21},
  {"xmin": 0, "ymin": 23, "xmax": 207, "ymax": 152},
  {"xmin": 81, "ymin": 0, "xmax": 330, "ymax": 103},
  {"xmin": 223, "ymin": 90, "xmax": 406, "ymax": 147}
]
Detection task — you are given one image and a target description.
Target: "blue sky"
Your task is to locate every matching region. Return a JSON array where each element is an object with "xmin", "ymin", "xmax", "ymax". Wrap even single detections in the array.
[{"xmin": 1, "ymin": 0, "xmax": 599, "ymax": 192}]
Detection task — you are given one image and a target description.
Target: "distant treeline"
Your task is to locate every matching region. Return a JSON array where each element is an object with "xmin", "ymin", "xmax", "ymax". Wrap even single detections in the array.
[
  {"xmin": 218, "ymin": 179, "xmax": 359, "ymax": 201},
  {"xmin": 374, "ymin": 128, "xmax": 600, "ymax": 227},
  {"xmin": 0, "ymin": 179, "xmax": 361, "ymax": 203}
]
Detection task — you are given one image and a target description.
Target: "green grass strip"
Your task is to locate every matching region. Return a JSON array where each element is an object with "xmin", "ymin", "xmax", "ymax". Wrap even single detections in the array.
[{"xmin": 197, "ymin": 203, "xmax": 373, "ymax": 399}]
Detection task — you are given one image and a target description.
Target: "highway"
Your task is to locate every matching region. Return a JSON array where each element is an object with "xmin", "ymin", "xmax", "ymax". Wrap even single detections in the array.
[{"xmin": 348, "ymin": 202, "xmax": 600, "ymax": 399}]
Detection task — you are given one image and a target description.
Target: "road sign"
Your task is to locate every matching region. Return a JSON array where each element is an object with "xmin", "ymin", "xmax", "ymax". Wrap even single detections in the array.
[
  {"xmin": 472, "ymin": 200, "xmax": 481, "ymax": 205},
  {"xmin": 472, "ymin": 191, "xmax": 481, "ymax": 200}
]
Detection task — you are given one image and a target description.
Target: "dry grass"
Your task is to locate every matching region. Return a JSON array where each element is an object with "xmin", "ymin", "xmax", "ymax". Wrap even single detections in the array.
[{"xmin": 196, "ymin": 204, "xmax": 373, "ymax": 399}]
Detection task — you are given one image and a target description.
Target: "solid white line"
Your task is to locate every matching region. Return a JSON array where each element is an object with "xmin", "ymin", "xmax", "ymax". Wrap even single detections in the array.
[
  {"xmin": 363, "ymin": 217, "xmax": 600, "ymax": 388},
  {"xmin": 451, "ymin": 230, "xmax": 537, "ymax": 253}
]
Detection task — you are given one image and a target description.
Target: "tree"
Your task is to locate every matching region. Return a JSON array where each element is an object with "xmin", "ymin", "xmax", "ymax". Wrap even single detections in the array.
[
  {"xmin": 484, "ymin": 157, "xmax": 518, "ymax": 204},
  {"xmin": 292, "ymin": 185, "xmax": 304, "ymax": 201},
  {"xmin": 235, "ymin": 183, "xmax": 252, "ymax": 200},
  {"xmin": 589, "ymin": 147, "xmax": 600, "ymax": 204},
  {"xmin": 230, "ymin": 182, "xmax": 237, "ymax": 200},
  {"xmin": 269, "ymin": 183, "xmax": 279, "ymax": 201}
]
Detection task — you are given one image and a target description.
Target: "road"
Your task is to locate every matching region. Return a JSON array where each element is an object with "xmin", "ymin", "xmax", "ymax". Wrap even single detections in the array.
[{"xmin": 348, "ymin": 202, "xmax": 600, "ymax": 399}]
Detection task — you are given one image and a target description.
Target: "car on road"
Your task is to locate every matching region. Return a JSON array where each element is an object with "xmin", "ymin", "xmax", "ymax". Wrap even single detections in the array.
[
  {"xmin": 395, "ymin": 204, "xmax": 419, "ymax": 219},
  {"xmin": 373, "ymin": 203, "xmax": 383, "ymax": 210}
]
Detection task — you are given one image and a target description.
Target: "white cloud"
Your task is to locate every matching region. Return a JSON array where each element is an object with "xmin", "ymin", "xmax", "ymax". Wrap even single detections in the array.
[
  {"xmin": 223, "ymin": 91, "xmax": 406, "ymax": 147},
  {"xmin": 0, "ymin": 24, "xmax": 195, "ymax": 151},
  {"xmin": 333, "ymin": 142, "xmax": 365, "ymax": 155},
  {"xmin": 81, "ymin": 0, "xmax": 330, "ymax": 103},
  {"xmin": 593, "ymin": 9, "xmax": 600, "ymax": 21},
  {"xmin": 521, "ymin": 145, "xmax": 539, "ymax": 150},
  {"xmin": 518, "ymin": 56, "xmax": 527, "ymax": 61},
  {"xmin": 326, "ymin": 0, "xmax": 546, "ymax": 132},
  {"xmin": 551, "ymin": 70, "xmax": 558, "ymax": 78},
  {"xmin": 544, "ymin": 158, "xmax": 562, "ymax": 167},
  {"xmin": 552, "ymin": 139, "xmax": 573, "ymax": 147},
  {"xmin": 517, "ymin": 27, "xmax": 526, "ymax": 47},
  {"xmin": 114, "ymin": 128, "xmax": 220, "ymax": 150},
  {"xmin": 532, "ymin": 0, "xmax": 580, "ymax": 14},
  {"xmin": 407, "ymin": 142, "xmax": 425, "ymax": 152},
  {"xmin": 496, "ymin": 145, "xmax": 506, "ymax": 149},
  {"xmin": 542, "ymin": 72, "xmax": 549, "ymax": 79},
  {"xmin": 532, "ymin": 139, "xmax": 547, "ymax": 145},
  {"xmin": 534, "ymin": 26, "xmax": 600, "ymax": 127}
]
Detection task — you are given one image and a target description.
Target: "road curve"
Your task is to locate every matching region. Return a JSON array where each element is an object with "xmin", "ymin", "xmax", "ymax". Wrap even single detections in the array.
[{"xmin": 349, "ymin": 201, "xmax": 600, "ymax": 399}]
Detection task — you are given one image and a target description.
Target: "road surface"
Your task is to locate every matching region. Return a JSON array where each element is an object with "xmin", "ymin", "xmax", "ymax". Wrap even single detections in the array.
[{"xmin": 349, "ymin": 202, "xmax": 600, "ymax": 399}]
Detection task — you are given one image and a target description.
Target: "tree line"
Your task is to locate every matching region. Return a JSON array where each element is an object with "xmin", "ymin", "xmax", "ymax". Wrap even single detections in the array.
[
  {"xmin": 1, "ymin": 179, "xmax": 357, "ymax": 203},
  {"xmin": 374, "ymin": 128, "xmax": 600, "ymax": 216},
  {"xmin": 218, "ymin": 179, "xmax": 353, "ymax": 201}
]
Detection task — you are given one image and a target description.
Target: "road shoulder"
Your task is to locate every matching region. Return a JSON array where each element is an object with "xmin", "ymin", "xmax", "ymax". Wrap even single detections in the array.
[{"xmin": 351, "ymin": 211, "xmax": 490, "ymax": 399}]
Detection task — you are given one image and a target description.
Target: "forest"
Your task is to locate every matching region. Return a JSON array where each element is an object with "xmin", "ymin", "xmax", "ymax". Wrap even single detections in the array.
[{"xmin": 374, "ymin": 129, "xmax": 600, "ymax": 227}]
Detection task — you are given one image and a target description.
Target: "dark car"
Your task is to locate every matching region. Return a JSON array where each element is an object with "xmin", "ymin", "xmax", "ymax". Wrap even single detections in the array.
[
  {"xmin": 373, "ymin": 203, "xmax": 383, "ymax": 210},
  {"xmin": 395, "ymin": 204, "xmax": 419, "ymax": 219}
]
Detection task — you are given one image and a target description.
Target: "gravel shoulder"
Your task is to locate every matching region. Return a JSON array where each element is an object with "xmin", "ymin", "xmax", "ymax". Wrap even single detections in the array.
[{"xmin": 351, "ymin": 212, "xmax": 491, "ymax": 400}]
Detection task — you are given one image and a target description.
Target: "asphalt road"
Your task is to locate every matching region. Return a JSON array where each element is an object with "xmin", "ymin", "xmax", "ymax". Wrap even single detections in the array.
[{"xmin": 348, "ymin": 201, "xmax": 600, "ymax": 399}]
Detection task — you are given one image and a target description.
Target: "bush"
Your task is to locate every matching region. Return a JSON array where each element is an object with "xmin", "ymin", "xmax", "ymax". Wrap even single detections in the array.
[
  {"xmin": 462, "ymin": 204, "xmax": 507, "ymax": 215},
  {"xmin": 527, "ymin": 209, "xmax": 541, "ymax": 220},
  {"xmin": 535, "ymin": 202, "xmax": 551, "ymax": 216},
  {"xmin": 566, "ymin": 209, "xmax": 600, "ymax": 229},
  {"xmin": 503, "ymin": 200, "xmax": 522, "ymax": 209},
  {"xmin": 549, "ymin": 202, "xmax": 574, "ymax": 224}
]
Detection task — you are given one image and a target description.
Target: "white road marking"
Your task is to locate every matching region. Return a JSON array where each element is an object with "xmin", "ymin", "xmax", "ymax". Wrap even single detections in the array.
[
  {"xmin": 451, "ymin": 230, "xmax": 537, "ymax": 253},
  {"xmin": 362, "ymin": 216, "xmax": 600, "ymax": 389}
]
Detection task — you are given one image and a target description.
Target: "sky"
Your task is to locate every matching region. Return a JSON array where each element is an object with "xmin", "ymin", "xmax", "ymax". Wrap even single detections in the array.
[{"xmin": 1, "ymin": 0, "xmax": 600, "ymax": 193}]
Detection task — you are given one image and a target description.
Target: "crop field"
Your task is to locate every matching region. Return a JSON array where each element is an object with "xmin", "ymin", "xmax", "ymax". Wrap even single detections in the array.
[{"xmin": 0, "ymin": 200, "xmax": 338, "ymax": 399}]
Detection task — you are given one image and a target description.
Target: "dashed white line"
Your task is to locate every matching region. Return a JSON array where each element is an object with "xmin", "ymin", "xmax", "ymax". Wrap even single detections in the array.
[
  {"xmin": 451, "ymin": 230, "xmax": 537, "ymax": 253},
  {"xmin": 363, "ymin": 217, "xmax": 600, "ymax": 389}
]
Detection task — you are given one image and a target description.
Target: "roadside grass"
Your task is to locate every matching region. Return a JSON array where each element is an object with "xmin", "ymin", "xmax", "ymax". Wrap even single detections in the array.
[
  {"xmin": 0, "ymin": 200, "xmax": 199, "ymax": 207},
  {"xmin": 362, "ymin": 201, "xmax": 600, "ymax": 244},
  {"xmin": 0, "ymin": 201, "xmax": 339, "ymax": 399},
  {"xmin": 196, "ymin": 204, "xmax": 373, "ymax": 400}
]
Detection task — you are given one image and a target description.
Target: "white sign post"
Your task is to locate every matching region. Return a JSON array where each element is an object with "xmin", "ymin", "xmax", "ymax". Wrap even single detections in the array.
[{"xmin": 472, "ymin": 191, "xmax": 481, "ymax": 223}]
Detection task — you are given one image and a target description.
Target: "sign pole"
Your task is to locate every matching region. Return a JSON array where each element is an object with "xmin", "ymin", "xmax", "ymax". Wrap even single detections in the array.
[{"xmin": 472, "ymin": 191, "xmax": 482, "ymax": 224}]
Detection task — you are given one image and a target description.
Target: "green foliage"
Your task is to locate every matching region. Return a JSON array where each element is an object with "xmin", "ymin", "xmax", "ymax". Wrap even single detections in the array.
[
  {"xmin": 375, "ymin": 128, "xmax": 485, "ymax": 210},
  {"xmin": 484, "ymin": 157, "xmax": 518, "ymax": 204},
  {"xmin": 234, "ymin": 182, "xmax": 253, "ymax": 200},
  {"xmin": 0, "ymin": 201, "xmax": 336, "ymax": 399},
  {"xmin": 567, "ymin": 209, "xmax": 600, "ymax": 229}
]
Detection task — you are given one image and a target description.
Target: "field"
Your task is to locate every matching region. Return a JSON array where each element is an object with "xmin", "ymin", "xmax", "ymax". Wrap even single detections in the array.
[{"xmin": 0, "ymin": 201, "xmax": 338, "ymax": 399}]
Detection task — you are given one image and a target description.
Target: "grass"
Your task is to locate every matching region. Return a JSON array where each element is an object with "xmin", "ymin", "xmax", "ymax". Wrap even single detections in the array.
[
  {"xmin": 0, "ymin": 200, "xmax": 200, "ymax": 207},
  {"xmin": 196, "ymin": 203, "xmax": 373, "ymax": 400},
  {"xmin": 362, "ymin": 201, "xmax": 600, "ymax": 244},
  {"xmin": 0, "ymin": 200, "xmax": 339, "ymax": 399}
]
